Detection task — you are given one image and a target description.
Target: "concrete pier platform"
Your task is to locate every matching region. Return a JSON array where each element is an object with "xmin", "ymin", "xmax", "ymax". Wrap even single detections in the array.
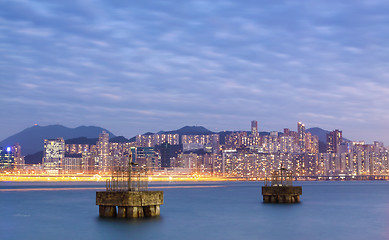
[
  {"xmin": 262, "ymin": 186, "xmax": 302, "ymax": 203},
  {"xmin": 96, "ymin": 191, "xmax": 163, "ymax": 218}
]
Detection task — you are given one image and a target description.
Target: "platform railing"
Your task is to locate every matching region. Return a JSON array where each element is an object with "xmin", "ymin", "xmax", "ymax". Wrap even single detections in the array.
[{"xmin": 106, "ymin": 164, "xmax": 148, "ymax": 192}]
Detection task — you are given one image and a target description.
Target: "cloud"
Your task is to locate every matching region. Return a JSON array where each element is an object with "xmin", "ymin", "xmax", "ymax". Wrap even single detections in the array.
[{"xmin": 1, "ymin": 0, "xmax": 389, "ymax": 144}]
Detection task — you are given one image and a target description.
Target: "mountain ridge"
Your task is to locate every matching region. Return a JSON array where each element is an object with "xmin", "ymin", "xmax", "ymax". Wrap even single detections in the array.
[
  {"xmin": 0, "ymin": 125, "xmax": 115, "ymax": 155},
  {"xmin": 161, "ymin": 126, "xmax": 215, "ymax": 135},
  {"xmin": 306, "ymin": 127, "xmax": 330, "ymax": 143}
]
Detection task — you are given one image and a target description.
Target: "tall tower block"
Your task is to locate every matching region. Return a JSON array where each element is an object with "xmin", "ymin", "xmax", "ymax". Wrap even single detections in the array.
[{"xmin": 251, "ymin": 120, "xmax": 258, "ymax": 136}]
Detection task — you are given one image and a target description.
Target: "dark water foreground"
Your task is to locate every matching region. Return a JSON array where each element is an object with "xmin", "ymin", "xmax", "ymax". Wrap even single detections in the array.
[{"xmin": 1, "ymin": 181, "xmax": 389, "ymax": 240}]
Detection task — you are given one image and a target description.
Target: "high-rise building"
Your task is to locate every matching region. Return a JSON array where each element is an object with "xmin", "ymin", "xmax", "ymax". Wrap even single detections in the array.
[
  {"xmin": 160, "ymin": 142, "xmax": 171, "ymax": 168},
  {"xmin": 297, "ymin": 122, "xmax": 306, "ymax": 152},
  {"xmin": 177, "ymin": 153, "xmax": 202, "ymax": 171},
  {"xmin": 11, "ymin": 143, "xmax": 21, "ymax": 158},
  {"xmin": 65, "ymin": 143, "xmax": 89, "ymax": 155},
  {"xmin": 0, "ymin": 147, "xmax": 14, "ymax": 169},
  {"xmin": 136, "ymin": 134, "xmax": 179, "ymax": 147},
  {"xmin": 43, "ymin": 138, "xmax": 65, "ymax": 172},
  {"xmin": 284, "ymin": 128, "xmax": 290, "ymax": 136},
  {"xmin": 251, "ymin": 120, "xmax": 258, "ymax": 136},
  {"xmin": 12, "ymin": 143, "xmax": 24, "ymax": 168},
  {"xmin": 63, "ymin": 153, "xmax": 83, "ymax": 173},
  {"xmin": 155, "ymin": 143, "xmax": 182, "ymax": 168},
  {"xmin": 181, "ymin": 134, "xmax": 219, "ymax": 153},
  {"xmin": 97, "ymin": 131, "xmax": 110, "ymax": 171},
  {"xmin": 326, "ymin": 129, "xmax": 342, "ymax": 154},
  {"xmin": 225, "ymin": 132, "xmax": 247, "ymax": 148},
  {"xmin": 136, "ymin": 147, "xmax": 159, "ymax": 168}
]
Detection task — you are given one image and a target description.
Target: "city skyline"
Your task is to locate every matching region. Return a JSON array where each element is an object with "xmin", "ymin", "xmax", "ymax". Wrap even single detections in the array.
[
  {"xmin": 1, "ymin": 1, "xmax": 389, "ymax": 144},
  {"xmin": 3, "ymin": 122, "xmax": 388, "ymax": 179},
  {"xmin": 1, "ymin": 121, "xmax": 386, "ymax": 147}
]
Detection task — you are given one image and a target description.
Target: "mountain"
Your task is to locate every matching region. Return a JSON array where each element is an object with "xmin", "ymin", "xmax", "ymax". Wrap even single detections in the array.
[
  {"xmin": 65, "ymin": 136, "xmax": 130, "ymax": 145},
  {"xmin": 306, "ymin": 127, "xmax": 330, "ymax": 143},
  {"xmin": 110, "ymin": 136, "xmax": 131, "ymax": 143},
  {"xmin": 318, "ymin": 141, "xmax": 327, "ymax": 153},
  {"xmin": 65, "ymin": 137, "xmax": 98, "ymax": 145},
  {"xmin": 306, "ymin": 127, "xmax": 351, "ymax": 153},
  {"xmin": 24, "ymin": 151, "xmax": 43, "ymax": 164},
  {"xmin": 129, "ymin": 136, "xmax": 136, "ymax": 142},
  {"xmin": 162, "ymin": 126, "xmax": 214, "ymax": 135},
  {"xmin": 218, "ymin": 131, "xmax": 234, "ymax": 145},
  {"xmin": 306, "ymin": 127, "xmax": 329, "ymax": 153},
  {"xmin": 0, "ymin": 125, "xmax": 115, "ymax": 156},
  {"xmin": 143, "ymin": 132, "xmax": 154, "ymax": 136}
]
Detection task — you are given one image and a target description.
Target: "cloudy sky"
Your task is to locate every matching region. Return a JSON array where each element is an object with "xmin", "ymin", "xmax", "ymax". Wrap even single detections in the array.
[{"xmin": 1, "ymin": 0, "xmax": 389, "ymax": 144}]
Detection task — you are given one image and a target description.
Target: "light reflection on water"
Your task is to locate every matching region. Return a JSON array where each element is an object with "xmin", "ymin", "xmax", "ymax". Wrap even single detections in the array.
[
  {"xmin": 1, "ymin": 181, "xmax": 389, "ymax": 240},
  {"xmin": 0, "ymin": 184, "xmax": 226, "ymax": 192}
]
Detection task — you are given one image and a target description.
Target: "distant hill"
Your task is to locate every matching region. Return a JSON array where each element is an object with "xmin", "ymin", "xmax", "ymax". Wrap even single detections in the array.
[
  {"xmin": 318, "ymin": 141, "xmax": 327, "ymax": 153},
  {"xmin": 162, "ymin": 126, "xmax": 215, "ymax": 135},
  {"xmin": 306, "ymin": 127, "xmax": 329, "ymax": 153},
  {"xmin": 143, "ymin": 132, "xmax": 154, "ymax": 136},
  {"xmin": 218, "ymin": 131, "xmax": 234, "ymax": 145},
  {"xmin": 65, "ymin": 137, "xmax": 98, "ymax": 145},
  {"xmin": 0, "ymin": 125, "xmax": 115, "ymax": 156},
  {"xmin": 129, "ymin": 136, "xmax": 136, "ymax": 142},
  {"xmin": 24, "ymin": 151, "xmax": 43, "ymax": 164},
  {"xmin": 64, "ymin": 136, "xmax": 130, "ymax": 145},
  {"xmin": 307, "ymin": 127, "xmax": 348, "ymax": 153},
  {"xmin": 306, "ymin": 127, "xmax": 330, "ymax": 143},
  {"xmin": 110, "ymin": 136, "xmax": 131, "ymax": 143}
]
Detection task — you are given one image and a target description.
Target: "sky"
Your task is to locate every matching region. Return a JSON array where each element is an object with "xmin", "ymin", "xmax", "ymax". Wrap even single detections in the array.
[{"xmin": 1, "ymin": 0, "xmax": 389, "ymax": 144}]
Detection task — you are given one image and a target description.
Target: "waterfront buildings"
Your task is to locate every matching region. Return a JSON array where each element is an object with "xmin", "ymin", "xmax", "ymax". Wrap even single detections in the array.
[
  {"xmin": 298, "ymin": 122, "xmax": 306, "ymax": 152},
  {"xmin": 12, "ymin": 143, "xmax": 24, "ymax": 169},
  {"xmin": 327, "ymin": 129, "xmax": 342, "ymax": 154},
  {"xmin": 59, "ymin": 125, "xmax": 389, "ymax": 177},
  {"xmin": 42, "ymin": 138, "xmax": 65, "ymax": 172},
  {"xmin": 2, "ymin": 121, "xmax": 389, "ymax": 179},
  {"xmin": 251, "ymin": 120, "xmax": 258, "ymax": 136},
  {"xmin": 0, "ymin": 147, "xmax": 14, "ymax": 169},
  {"xmin": 182, "ymin": 134, "xmax": 219, "ymax": 153},
  {"xmin": 136, "ymin": 133, "xmax": 179, "ymax": 147},
  {"xmin": 63, "ymin": 153, "xmax": 83, "ymax": 173},
  {"xmin": 97, "ymin": 131, "xmax": 109, "ymax": 171}
]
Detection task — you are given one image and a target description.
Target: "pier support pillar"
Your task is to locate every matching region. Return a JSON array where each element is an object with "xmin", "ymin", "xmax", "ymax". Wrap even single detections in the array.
[
  {"xmin": 144, "ymin": 205, "xmax": 159, "ymax": 217},
  {"xmin": 96, "ymin": 191, "xmax": 163, "ymax": 218},
  {"xmin": 126, "ymin": 207, "xmax": 137, "ymax": 218},
  {"xmin": 155, "ymin": 205, "xmax": 160, "ymax": 216},
  {"xmin": 117, "ymin": 207, "xmax": 126, "ymax": 218},
  {"xmin": 99, "ymin": 206, "xmax": 116, "ymax": 217},
  {"xmin": 126, "ymin": 206, "xmax": 145, "ymax": 218},
  {"xmin": 262, "ymin": 186, "xmax": 302, "ymax": 204}
]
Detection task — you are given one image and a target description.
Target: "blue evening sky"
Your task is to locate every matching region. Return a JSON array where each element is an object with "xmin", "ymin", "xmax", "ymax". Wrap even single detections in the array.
[{"xmin": 1, "ymin": 0, "xmax": 389, "ymax": 144}]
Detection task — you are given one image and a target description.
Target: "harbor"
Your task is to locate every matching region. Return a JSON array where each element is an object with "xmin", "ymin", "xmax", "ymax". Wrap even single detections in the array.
[{"xmin": 1, "ymin": 181, "xmax": 387, "ymax": 240}]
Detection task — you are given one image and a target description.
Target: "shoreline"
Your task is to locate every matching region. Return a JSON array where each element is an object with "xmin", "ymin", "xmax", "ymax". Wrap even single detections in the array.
[{"xmin": 1, "ymin": 174, "xmax": 389, "ymax": 182}]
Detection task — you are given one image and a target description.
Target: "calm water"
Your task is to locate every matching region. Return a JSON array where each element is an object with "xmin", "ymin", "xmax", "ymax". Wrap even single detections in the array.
[{"xmin": 1, "ymin": 181, "xmax": 389, "ymax": 240}]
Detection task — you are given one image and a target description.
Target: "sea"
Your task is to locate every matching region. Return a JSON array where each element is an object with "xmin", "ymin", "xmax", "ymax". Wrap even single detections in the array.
[{"xmin": 1, "ymin": 181, "xmax": 389, "ymax": 240}]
